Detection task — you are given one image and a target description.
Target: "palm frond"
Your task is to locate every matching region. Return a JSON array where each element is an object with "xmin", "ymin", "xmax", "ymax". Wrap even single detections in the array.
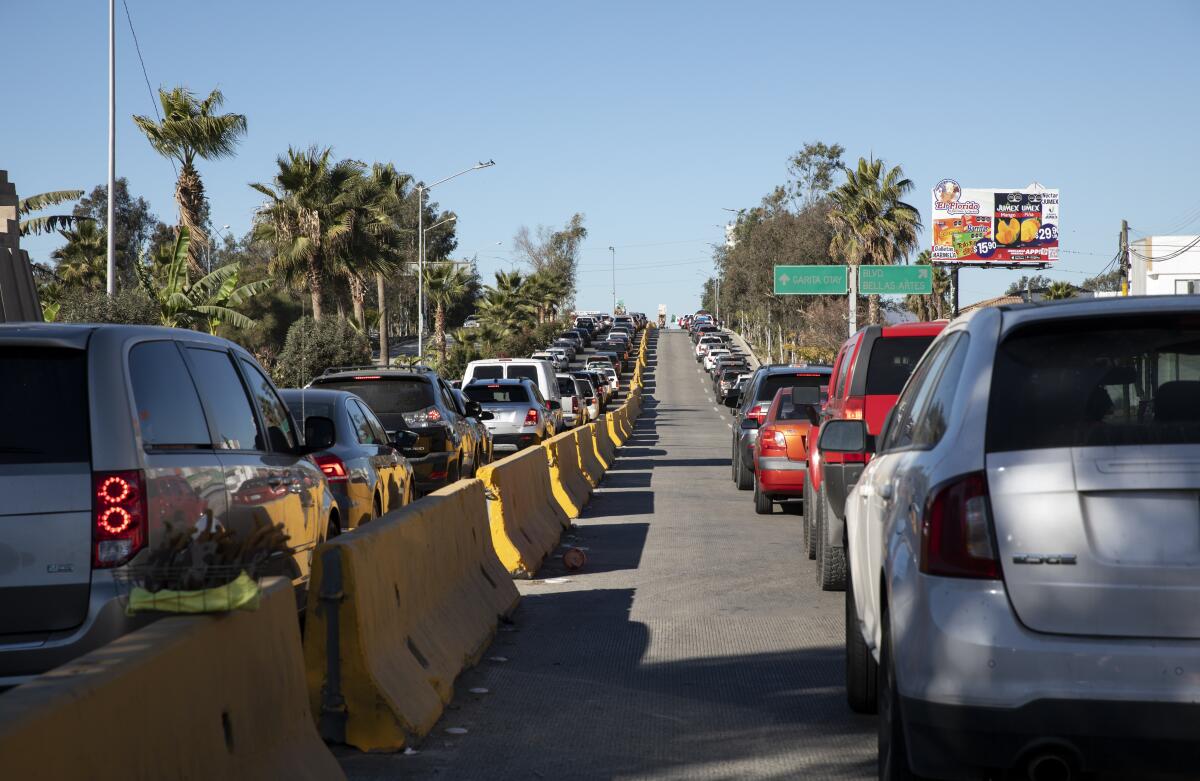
[{"xmin": 19, "ymin": 190, "xmax": 84, "ymax": 214}]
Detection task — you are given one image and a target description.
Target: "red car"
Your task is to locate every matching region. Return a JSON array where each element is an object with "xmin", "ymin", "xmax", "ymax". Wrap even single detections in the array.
[
  {"xmin": 752, "ymin": 386, "xmax": 822, "ymax": 515},
  {"xmin": 807, "ymin": 320, "xmax": 947, "ymax": 590}
]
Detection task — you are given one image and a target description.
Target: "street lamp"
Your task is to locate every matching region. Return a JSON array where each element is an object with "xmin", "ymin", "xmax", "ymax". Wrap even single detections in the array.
[
  {"xmin": 609, "ymin": 246, "xmax": 616, "ymax": 313},
  {"xmin": 417, "ymin": 161, "xmax": 495, "ymax": 359}
]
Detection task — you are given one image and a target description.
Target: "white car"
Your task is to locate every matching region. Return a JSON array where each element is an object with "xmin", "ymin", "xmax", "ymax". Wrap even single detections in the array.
[
  {"xmin": 696, "ymin": 335, "xmax": 724, "ymax": 360},
  {"xmin": 538, "ymin": 349, "xmax": 569, "ymax": 372},
  {"xmin": 829, "ymin": 296, "xmax": 1200, "ymax": 780},
  {"xmin": 703, "ymin": 348, "xmax": 730, "ymax": 373}
]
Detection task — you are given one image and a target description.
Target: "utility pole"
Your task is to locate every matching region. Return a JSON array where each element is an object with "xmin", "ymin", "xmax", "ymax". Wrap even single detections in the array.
[
  {"xmin": 949, "ymin": 267, "xmax": 960, "ymax": 317},
  {"xmin": 609, "ymin": 246, "xmax": 616, "ymax": 313},
  {"xmin": 847, "ymin": 265, "xmax": 858, "ymax": 336},
  {"xmin": 376, "ymin": 272, "xmax": 388, "ymax": 366},
  {"xmin": 1120, "ymin": 219, "xmax": 1130, "ymax": 296},
  {"xmin": 106, "ymin": 0, "xmax": 116, "ymax": 297}
]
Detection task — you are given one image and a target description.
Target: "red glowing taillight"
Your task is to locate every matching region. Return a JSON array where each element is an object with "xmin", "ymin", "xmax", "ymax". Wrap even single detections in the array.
[
  {"xmin": 93, "ymin": 470, "xmax": 147, "ymax": 568},
  {"xmin": 843, "ymin": 397, "xmax": 865, "ymax": 421},
  {"xmin": 920, "ymin": 472, "xmax": 1000, "ymax": 580},
  {"xmin": 759, "ymin": 427, "xmax": 788, "ymax": 456},
  {"xmin": 747, "ymin": 402, "xmax": 771, "ymax": 424},
  {"xmin": 524, "ymin": 408, "xmax": 540, "ymax": 426},
  {"xmin": 315, "ymin": 455, "xmax": 348, "ymax": 484}
]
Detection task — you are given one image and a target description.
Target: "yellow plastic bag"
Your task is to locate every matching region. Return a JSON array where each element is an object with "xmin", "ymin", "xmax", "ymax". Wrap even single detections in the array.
[{"xmin": 126, "ymin": 571, "xmax": 261, "ymax": 615}]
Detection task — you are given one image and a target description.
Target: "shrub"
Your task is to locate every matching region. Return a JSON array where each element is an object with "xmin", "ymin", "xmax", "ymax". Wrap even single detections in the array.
[
  {"xmin": 57, "ymin": 287, "xmax": 159, "ymax": 325},
  {"xmin": 274, "ymin": 316, "xmax": 371, "ymax": 387}
]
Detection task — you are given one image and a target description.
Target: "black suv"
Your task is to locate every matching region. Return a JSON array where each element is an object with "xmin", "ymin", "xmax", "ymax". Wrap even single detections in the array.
[{"xmin": 310, "ymin": 365, "xmax": 486, "ymax": 493}]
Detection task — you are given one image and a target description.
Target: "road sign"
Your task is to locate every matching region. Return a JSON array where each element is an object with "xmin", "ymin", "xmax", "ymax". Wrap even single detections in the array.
[
  {"xmin": 773, "ymin": 265, "xmax": 848, "ymax": 295},
  {"xmin": 857, "ymin": 266, "xmax": 934, "ymax": 295}
]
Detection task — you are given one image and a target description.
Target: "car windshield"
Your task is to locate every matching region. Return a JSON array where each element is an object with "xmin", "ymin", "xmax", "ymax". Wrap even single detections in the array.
[
  {"xmin": 0, "ymin": 347, "xmax": 89, "ymax": 465},
  {"xmin": 464, "ymin": 384, "xmax": 531, "ymax": 404},
  {"xmin": 988, "ymin": 315, "xmax": 1200, "ymax": 451},
  {"xmin": 314, "ymin": 378, "xmax": 434, "ymax": 413},
  {"xmin": 756, "ymin": 373, "xmax": 828, "ymax": 403},
  {"xmin": 865, "ymin": 336, "xmax": 936, "ymax": 395}
]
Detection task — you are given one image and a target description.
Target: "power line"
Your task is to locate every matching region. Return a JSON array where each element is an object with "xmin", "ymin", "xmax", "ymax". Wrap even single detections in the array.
[
  {"xmin": 121, "ymin": 0, "xmax": 176, "ymax": 177},
  {"xmin": 1128, "ymin": 234, "xmax": 1200, "ymax": 262}
]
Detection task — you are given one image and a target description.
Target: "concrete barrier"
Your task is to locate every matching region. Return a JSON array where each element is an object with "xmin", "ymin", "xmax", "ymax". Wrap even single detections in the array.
[
  {"xmin": 542, "ymin": 429, "xmax": 592, "ymax": 519},
  {"xmin": 606, "ymin": 409, "xmax": 628, "ymax": 448},
  {"xmin": 476, "ymin": 446, "xmax": 568, "ymax": 577},
  {"xmin": 592, "ymin": 418, "xmax": 616, "ymax": 468},
  {"xmin": 304, "ymin": 479, "xmax": 519, "ymax": 752},
  {"xmin": 0, "ymin": 578, "xmax": 343, "ymax": 781},
  {"xmin": 575, "ymin": 425, "xmax": 605, "ymax": 488}
]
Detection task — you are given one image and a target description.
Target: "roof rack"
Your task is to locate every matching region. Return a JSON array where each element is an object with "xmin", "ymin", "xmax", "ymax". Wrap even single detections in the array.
[{"xmin": 320, "ymin": 363, "xmax": 436, "ymax": 376}]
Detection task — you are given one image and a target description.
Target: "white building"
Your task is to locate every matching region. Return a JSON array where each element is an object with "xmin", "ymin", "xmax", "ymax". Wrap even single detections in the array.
[{"xmin": 1130, "ymin": 235, "xmax": 1200, "ymax": 295}]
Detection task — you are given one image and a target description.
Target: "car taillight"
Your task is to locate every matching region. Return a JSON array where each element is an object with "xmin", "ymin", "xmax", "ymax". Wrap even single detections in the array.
[
  {"xmin": 760, "ymin": 427, "xmax": 788, "ymax": 456},
  {"xmin": 843, "ymin": 397, "xmax": 865, "ymax": 421},
  {"xmin": 93, "ymin": 470, "xmax": 147, "ymax": 568},
  {"xmin": 315, "ymin": 455, "xmax": 349, "ymax": 484},
  {"xmin": 524, "ymin": 408, "xmax": 540, "ymax": 426},
  {"xmin": 747, "ymin": 402, "xmax": 770, "ymax": 424},
  {"xmin": 920, "ymin": 472, "xmax": 1000, "ymax": 580},
  {"xmin": 402, "ymin": 405, "xmax": 443, "ymax": 426},
  {"xmin": 572, "ymin": 397, "xmax": 581, "ymax": 414}
]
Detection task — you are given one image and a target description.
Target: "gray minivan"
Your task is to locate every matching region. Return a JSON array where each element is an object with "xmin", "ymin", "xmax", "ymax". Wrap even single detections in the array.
[{"xmin": 0, "ymin": 324, "xmax": 335, "ymax": 685}]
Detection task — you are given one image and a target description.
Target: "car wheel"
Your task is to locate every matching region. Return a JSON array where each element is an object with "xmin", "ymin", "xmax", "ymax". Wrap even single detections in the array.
[
  {"xmin": 803, "ymin": 473, "xmax": 817, "ymax": 560},
  {"xmin": 879, "ymin": 606, "xmax": 926, "ymax": 780},
  {"xmin": 735, "ymin": 447, "xmax": 754, "ymax": 491},
  {"xmin": 373, "ymin": 494, "xmax": 382, "ymax": 521},
  {"xmin": 817, "ymin": 482, "xmax": 848, "ymax": 591},
  {"xmin": 754, "ymin": 478, "xmax": 773, "ymax": 515},
  {"xmin": 845, "ymin": 567, "xmax": 879, "ymax": 714},
  {"xmin": 326, "ymin": 513, "xmax": 341, "ymax": 539}
]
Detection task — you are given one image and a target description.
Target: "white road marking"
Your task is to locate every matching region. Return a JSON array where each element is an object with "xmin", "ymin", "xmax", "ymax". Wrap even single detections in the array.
[
  {"xmin": 727, "ymin": 423, "xmax": 733, "ymax": 429},
  {"xmin": 712, "ymin": 405, "xmax": 719, "ymax": 412}
]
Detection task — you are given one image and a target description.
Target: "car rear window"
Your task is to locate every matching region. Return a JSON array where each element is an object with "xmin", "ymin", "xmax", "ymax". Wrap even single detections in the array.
[
  {"xmin": 314, "ymin": 378, "xmax": 434, "ymax": 413},
  {"xmin": 864, "ymin": 336, "xmax": 935, "ymax": 395},
  {"xmin": 756, "ymin": 373, "xmax": 829, "ymax": 402},
  {"xmin": 0, "ymin": 347, "xmax": 89, "ymax": 464},
  {"xmin": 471, "ymin": 365, "xmax": 504, "ymax": 380},
  {"xmin": 465, "ymin": 384, "xmax": 531, "ymax": 404},
  {"xmin": 556, "ymin": 377, "xmax": 576, "ymax": 395},
  {"xmin": 988, "ymin": 315, "xmax": 1200, "ymax": 451},
  {"xmin": 778, "ymin": 387, "xmax": 821, "ymax": 420},
  {"xmin": 509, "ymin": 366, "xmax": 539, "ymax": 382}
]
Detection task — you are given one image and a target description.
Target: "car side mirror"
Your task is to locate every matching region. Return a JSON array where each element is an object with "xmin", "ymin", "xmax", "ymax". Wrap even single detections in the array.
[
  {"xmin": 391, "ymin": 430, "xmax": 419, "ymax": 450},
  {"xmin": 465, "ymin": 399, "xmax": 484, "ymax": 418},
  {"xmin": 818, "ymin": 419, "xmax": 872, "ymax": 454},
  {"xmin": 303, "ymin": 416, "xmax": 336, "ymax": 450},
  {"xmin": 724, "ymin": 394, "xmax": 739, "ymax": 408},
  {"xmin": 804, "ymin": 404, "xmax": 821, "ymax": 426},
  {"xmin": 479, "ymin": 410, "xmax": 495, "ymax": 421},
  {"xmin": 740, "ymin": 417, "xmax": 759, "ymax": 430}
]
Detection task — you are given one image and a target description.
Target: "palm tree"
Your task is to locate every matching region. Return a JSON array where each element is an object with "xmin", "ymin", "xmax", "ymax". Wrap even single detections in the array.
[
  {"xmin": 251, "ymin": 147, "xmax": 362, "ymax": 321},
  {"xmin": 828, "ymin": 157, "xmax": 922, "ymax": 325},
  {"xmin": 423, "ymin": 262, "xmax": 471, "ymax": 364},
  {"xmin": 133, "ymin": 87, "xmax": 248, "ymax": 274},
  {"xmin": 18, "ymin": 190, "xmax": 87, "ymax": 236},
  {"xmin": 1043, "ymin": 281, "xmax": 1077, "ymax": 301},
  {"xmin": 477, "ymin": 270, "xmax": 537, "ymax": 334},
  {"xmin": 904, "ymin": 250, "xmax": 953, "ymax": 321},
  {"xmin": 136, "ymin": 226, "xmax": 271, "ymax": 331},
  {"xmin": 327, "ymin": 168, "xmax": 404, "ymax": 329},
  {"xmin": 52, "ymin": 221, "xmax": 108, "ymax": 290}
]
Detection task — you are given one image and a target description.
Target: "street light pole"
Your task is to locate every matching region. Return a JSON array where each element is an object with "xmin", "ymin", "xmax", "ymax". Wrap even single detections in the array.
[
  {"xmin": 609, "ymin": 246, "xmax": 615, "ymax": 313},
  {"xmin": 106, "ymin": 0, "xmax": 116, "ymax": 297},
  {"xmin": 416, "ymin": 161, "xmax": 494, "ymax": 360}
]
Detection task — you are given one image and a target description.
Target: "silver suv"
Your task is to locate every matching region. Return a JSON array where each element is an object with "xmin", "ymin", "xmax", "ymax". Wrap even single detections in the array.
[
  {"xmin": 0, "ymin": 324, "xmax": 334, "ymax": 685},
  {"xmin": 462, "ymin": 378, "xmax": 553, "ymax": 451},
  {"xmin": 832, "ymin": 296, "xmax": 1200, "ymax": 779}
]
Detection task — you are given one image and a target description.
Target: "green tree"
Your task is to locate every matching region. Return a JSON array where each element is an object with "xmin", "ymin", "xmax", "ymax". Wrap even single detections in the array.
[
  {"xmin": 1004, "ymin": 274, "xmax": 1054, "ymax": 297},
  {"xmin": 1043, "ymin": 281, "xmax": 1077, "ymax": 300},
  {"xmin": 511, "ymin": 213, "xmax": 587, "ymax": 305},
  {"xmin": 828, "ymin": 157, "xmax": 921, "ymax": 325},
  {"xmin": 133, "ymin": 87, "xmax": 248, "ymax": 274},
  {"xmin": 274, "ymin": 316, "xmax": 371, "ymax": 387},
  {"xmin": 1081, "ymin": 268, "xmax": 1124, "ymax": 292},
  {"xmin": 18, "ymin": 189, "xmax": 87, "ymax": 236},
  {"xmin": 477, "ymin": 270, "xmax": 537, "ymax": 334},
  {"xmin": 72, "ymin": 179, "xmax": 170, "ymax": 285},
  {"xmin": 787, "ymin": 141, "xmax": 845, "ymax": 207},
  {"xmin": 423, "ymin": 261, "xmax": 472, "ymax": 365},
  {"xmin": 251, "ymin": 146, "xmax": 361, "ymax": 321},
  {"xmin": 51, "ymin": 221, "xmax": 109, "ymax": 290}
]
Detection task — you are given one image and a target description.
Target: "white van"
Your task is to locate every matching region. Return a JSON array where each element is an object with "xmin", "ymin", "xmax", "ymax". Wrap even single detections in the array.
[{"xmin": 462, "ymin": 358, "xmax": 565, "ymax": 432}]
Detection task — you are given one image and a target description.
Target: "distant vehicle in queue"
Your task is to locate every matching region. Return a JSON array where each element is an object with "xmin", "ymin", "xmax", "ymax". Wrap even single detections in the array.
[
  {"xmin": 461, "ymin": 358, "xmax": 565, "ymax": 432},
  {"xmin": 751, "ymin": 386, "xmax": 821, "ymax": 515},
  {"xmin": 463, "ymin": 379, "xmax": 554, "ymax": 451},
  {"xmin": 280, "ymin": 388, "xmax": 417, "ymax": 530}
]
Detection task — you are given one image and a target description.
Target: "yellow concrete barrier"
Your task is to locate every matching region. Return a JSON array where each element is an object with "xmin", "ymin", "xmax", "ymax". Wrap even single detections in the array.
[
  {"xmin": 592, "ymin": 418, "xmax": 616, "ymax": 468},
  {"xmin": 304, "ymin": 479, "xmax": 519, "ymax": 752},
  {"xmin": 542, "ymin": 429, "xmax": 592, "ymax": 519},
  {"xmin": 575, "ymin": 424, "xmax": 605, "ymax": 488},
  {"xmin": 476, "ymin": 446, "xmax": 568, "ymax": 577},
  {"xmin": 605, "ymin": 410, "xmax": 627, "ymax": 448},
  {"xmin": 0, "ymin": 579, "xmax": 343, "ymax": 781}
]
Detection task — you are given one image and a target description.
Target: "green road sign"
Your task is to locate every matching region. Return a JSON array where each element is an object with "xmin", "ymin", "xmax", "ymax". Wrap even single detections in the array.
[
  {"xmin": 773, "ymin": 265, "xmax": 848, "ymax": 295},
  {"xmin": 857, "ymin": 266, "xmax": 934, "ymax": 295}
]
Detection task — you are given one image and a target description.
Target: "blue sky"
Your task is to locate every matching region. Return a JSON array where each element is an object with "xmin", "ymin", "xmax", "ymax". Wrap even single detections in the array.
[{"xmin": 7, "ymin": 0, "xmax": 1199, "ymax": 317}]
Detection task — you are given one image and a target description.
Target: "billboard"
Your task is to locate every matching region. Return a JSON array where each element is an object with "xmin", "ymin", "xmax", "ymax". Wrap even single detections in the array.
[{"xmin": 930, "ymin": 181, "xmax": 1059, "ymax": 264}]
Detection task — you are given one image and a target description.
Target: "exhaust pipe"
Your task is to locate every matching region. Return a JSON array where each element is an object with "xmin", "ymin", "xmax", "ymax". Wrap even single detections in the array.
[{"xmin": 1026, "ymin": 751, "xmax": 1073, "ymax": 781}]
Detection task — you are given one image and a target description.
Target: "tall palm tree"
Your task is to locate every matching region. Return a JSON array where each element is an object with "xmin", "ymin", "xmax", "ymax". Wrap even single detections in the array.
[
  {"xmin": 18, "ymin": 190, "xmax": 87, "ymax": 236},
  {"xmin": 362, "ymin": 163, "xmax": 416, "ymax": 357},
  {"xmin": 477, "ymin": 270, "xmax": 537, "ymax": 335},
  {"xmin": 250, "ymin": 147, "xmax": 361, "ymax": 320},
  {"xmin": 133, "ymin": 87, "xmax": 247, "ymax": 274},
  {"xmin": 828, "ymin": 157, "xmax": 922, "ymax": 325},
  {"xmin": 52, "ymin": 221, "xmax": 108, "ymax": 290},
  {"xmin": 423, "ymin": 262, "xmax": 472, "ymax": 364}
]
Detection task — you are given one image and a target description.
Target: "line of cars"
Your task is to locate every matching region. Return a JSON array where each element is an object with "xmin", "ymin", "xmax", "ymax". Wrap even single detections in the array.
[{"xmin": 709, "ymin": 297, "xmax": 1200, "ymax": 779}]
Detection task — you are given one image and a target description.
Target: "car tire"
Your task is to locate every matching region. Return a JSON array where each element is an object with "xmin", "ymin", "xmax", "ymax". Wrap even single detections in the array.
[
  {"xmin": 879, "ymin": 606, "xmax": 927, "ymax": 780},
  {"xmin": 735, "ymin": 446, "xmax": 754, "ymax": 491},
  {"xmin": 845, "ymin": 567, "xmax": 879, "ymax": 714},
  {"xmin": 803, "ymin": 473, "xmax": 817, "ymax": 560},
  {"xmin": 817, "ymin": 482, "xmax": 847, "ymax": 591},
  {"xmin": 754, "ymin": 478, "xmax": 773, "ymax": 515}
]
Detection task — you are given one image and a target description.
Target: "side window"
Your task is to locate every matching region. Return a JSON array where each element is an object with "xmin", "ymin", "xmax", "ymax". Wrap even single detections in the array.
[
  {"xmin": 347, "ymin": 399, "xmax": 379, "ymax": 445},
  {"xmin": 186, "ymin": 348, "xmax": 263, "ymax": 451},
  {"xmin": 238, "ymin": 358, "xmax": 297, "ymax": 452},
  {"xmin": 129, "ymin": 341, "xmax": 212, "ymax": 448},
  {"xmin": 880, "ymin": 338, "xmax": 952, "ymax": 452},
  {"xmin": 356, "ymin": 400, "xmax": 390, "ymax": 444},
  {"xmin": 440, "ymin": 382, "xmax": 462, "ymax": 415},
  {"xmin": 911, "ymin": 335, "xmax": 970, "ymax": 450},
  {"xmin": 833, "ymin": 344, "xmax": 853, "ymax": 399}
]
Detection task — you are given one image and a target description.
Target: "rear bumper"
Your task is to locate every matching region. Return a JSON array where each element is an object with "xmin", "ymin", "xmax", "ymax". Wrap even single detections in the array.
[
  {"xmin": 409, "ymin": 451, "xmax": 454, "ymax": 490},
  {"xmin": 493, "ymin": 432, "xmax": 541, "ymax": 450},
  {"xmin": 0, "ymin": 576, "xmax": 152, "ymax": 685},
  {"xmin": 757, "ymin": 459, "xmax": 806, "ymax": 495},
  {"xmin": 903, "ymin": 696, "xmax": 1200, "ymax": 777}
]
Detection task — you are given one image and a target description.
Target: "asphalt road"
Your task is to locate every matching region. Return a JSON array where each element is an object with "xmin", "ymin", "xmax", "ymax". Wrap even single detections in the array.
[{"xmin": 340, "ymin": 328, "xmax": 875, "ymax": 780}]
